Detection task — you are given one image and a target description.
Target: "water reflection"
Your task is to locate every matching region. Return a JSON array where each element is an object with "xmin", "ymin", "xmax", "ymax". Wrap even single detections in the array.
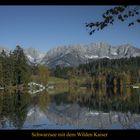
[
  {"xmin": 0, "ymin": 86, "xmax": 140, "ymax": 129},
  {"xmin": 0, "ymin": 90, "xmax": 31, "ymax": 129},
  {"xmin": 47, "ymin": 87, "xmax": 140, "ymax": 129}
]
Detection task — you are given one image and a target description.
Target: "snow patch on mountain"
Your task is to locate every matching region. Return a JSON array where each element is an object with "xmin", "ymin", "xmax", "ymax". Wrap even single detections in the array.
[
  {"xmin": 101, "ymin": 56, "xmax": 110, "ymax": 59},
  {"xmin": 112, "ymin": 52, "xmax": 118, "ymax": 55},
  {"xmin": 27, "ymin": 55, "xmax": 34, "ymax": 62},
  {"xmin": 85, "ymin": 55, "xmax": 99, "ymax": 59},
  {"xmin": 42, "ymin": 43, "xmax": 140, "ymax": 68},
  {"xmin": 1, "ymin": 43, "xmax": 140, "ymax": 68},
  {"xmin": 24, "ymin": 48, "xmax": 45, "ymax": 64}
]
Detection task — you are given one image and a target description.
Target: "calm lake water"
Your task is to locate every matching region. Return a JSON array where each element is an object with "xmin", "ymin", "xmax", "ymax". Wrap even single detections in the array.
[{"xmin": 0, "ymin": 86, "xmax": 140, "ymax": 129}]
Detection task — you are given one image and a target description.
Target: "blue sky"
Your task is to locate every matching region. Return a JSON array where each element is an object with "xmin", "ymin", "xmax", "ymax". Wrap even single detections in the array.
[{"xmin": 0, "ymin": 6, "xmax": 140, "ymax": 52}]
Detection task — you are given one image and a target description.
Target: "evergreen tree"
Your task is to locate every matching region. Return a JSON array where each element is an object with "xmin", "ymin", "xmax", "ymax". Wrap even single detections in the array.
[
  {"xmin": 0, "ymin": 50, "xmax": 11, "ymax": 87},
  {"xmin": 12, "ymin": 45, "xmax": 31, "ymax": 86}
]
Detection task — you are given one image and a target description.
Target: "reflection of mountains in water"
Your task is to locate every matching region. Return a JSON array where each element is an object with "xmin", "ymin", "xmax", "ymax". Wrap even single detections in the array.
[
  {"xmin": 50, "ymin": 87, "xmax": 140, "ymax": 114},
  {"xmin": 1, "ymin": 87, "xmax": 140, "ymax": 129},
  {"xmin": 24, "ymin": 106, "xmax": 80, "ymax": 129},
  {"xmin": 48, "ymin": 103, "xmax": 140, "ymax": 129}
]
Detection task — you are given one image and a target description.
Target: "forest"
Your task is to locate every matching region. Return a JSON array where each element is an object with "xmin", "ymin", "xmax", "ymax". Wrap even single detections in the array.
[
  {"xmin": 52, "ymin": 56, "xmax": 140, "ymax": 88},
  {"xmin": 0, "ymin": 46, "xmax": 140, "ymax": 90},
  {"xmin": 0, "ymin": 45, "xmax": 49, "ymax": 90}
]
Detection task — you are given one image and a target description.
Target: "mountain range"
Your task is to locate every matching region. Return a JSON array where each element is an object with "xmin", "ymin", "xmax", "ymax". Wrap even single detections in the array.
[{"xmin": 1, "ymin": 42, "xmax": 140, "ymax": 68}]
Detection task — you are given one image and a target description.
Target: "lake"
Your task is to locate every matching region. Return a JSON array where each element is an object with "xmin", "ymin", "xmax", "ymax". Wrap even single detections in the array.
[{"xmin": 0, "ymin": 86, "xmax": 140, "ymax": 129}]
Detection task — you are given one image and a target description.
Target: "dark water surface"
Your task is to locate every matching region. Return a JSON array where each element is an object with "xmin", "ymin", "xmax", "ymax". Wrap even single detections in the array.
[{"xmin": 0, "ymin": 87, "xmax": 140, "ymax": 129}]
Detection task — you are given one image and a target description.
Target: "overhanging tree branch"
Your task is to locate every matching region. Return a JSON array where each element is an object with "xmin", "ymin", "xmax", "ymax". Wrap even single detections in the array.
[{"xmin": 86, "ymin": 6, "xmax": 140, "ymax": 35}]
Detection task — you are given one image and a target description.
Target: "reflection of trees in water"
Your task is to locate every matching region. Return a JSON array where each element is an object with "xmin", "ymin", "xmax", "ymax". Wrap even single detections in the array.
[
  {"xmin": 10, "ymin": 90, "xmax": 31, "ymax": 129},
  {"xmin": 38, "ymin": 91, "xmax": 50, "ymax": 115},
  {"xmin": 30, "ymin": 91, "xmax": 50, "ymax": 115},
  {"xmin": 51, "ymin": 92, "xmax": 73, "ymax": 105},
  {"xmin": 51, "ymin": 87, "xmax": 140, "ymax": 114},
  {"xmin": 49, "ymin": 87, "xmax": 140, "ymax": 129},
  {"xmin": 0, "ymin": 90, "xmax": 31, "ymax": 129},
  {"xmin": 1, "ymin": 87, "xmax": 140, "ymax": 129},
  {"xmin": 81, "ymin": 87, "xmax": 140, "ymax": 113}
]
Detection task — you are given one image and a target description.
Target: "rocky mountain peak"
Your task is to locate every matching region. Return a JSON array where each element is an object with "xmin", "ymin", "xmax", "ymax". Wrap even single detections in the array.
[{"xmin": 0, "ymin": 43, "xmax": 140, "ymax": 68}]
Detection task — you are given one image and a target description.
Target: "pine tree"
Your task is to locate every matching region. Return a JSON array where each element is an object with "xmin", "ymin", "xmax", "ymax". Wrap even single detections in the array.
[
  {"xmin": 0, "ymin": 50, "xmax": 11, "ymax": 87},
  {"xmin": 12, "ymin": 45, "xmax": 31, "ymax": 86},
  {"xmin": 0, "ymin": 52, "xmax": 3, "ymax": 87}
]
